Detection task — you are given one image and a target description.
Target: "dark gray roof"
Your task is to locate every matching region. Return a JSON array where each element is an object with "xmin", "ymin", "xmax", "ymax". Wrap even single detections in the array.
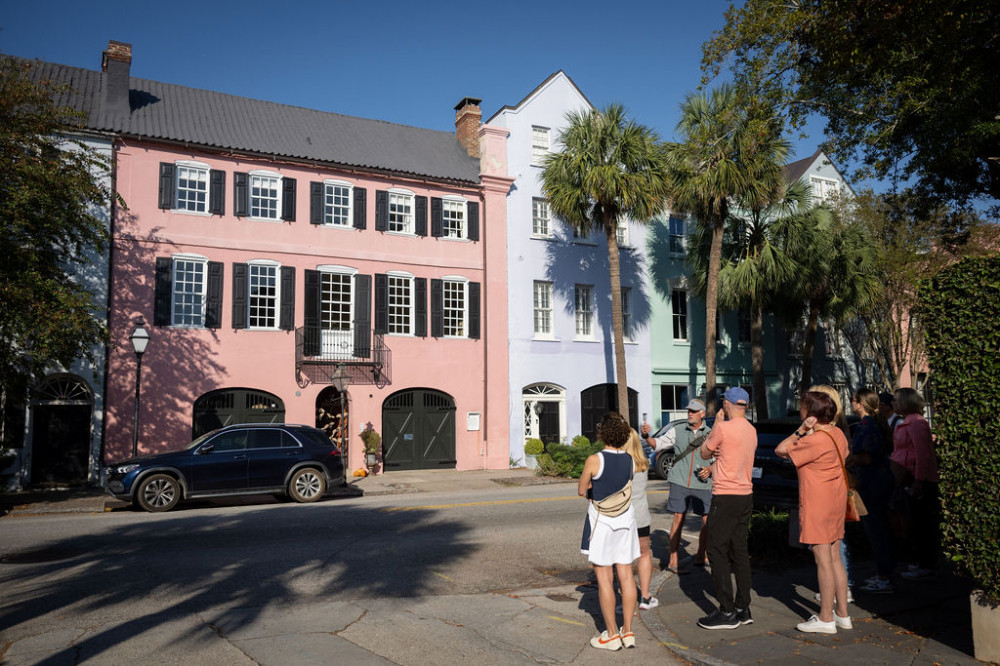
[{"xmin": 16, "ymin": 57, "xmax": 480, "ymax": 184}]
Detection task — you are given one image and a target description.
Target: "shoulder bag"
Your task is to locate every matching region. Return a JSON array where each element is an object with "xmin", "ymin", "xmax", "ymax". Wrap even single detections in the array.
[{"xmin": 818, "ymin": 429, "xmax": 868, "ymax": 522}]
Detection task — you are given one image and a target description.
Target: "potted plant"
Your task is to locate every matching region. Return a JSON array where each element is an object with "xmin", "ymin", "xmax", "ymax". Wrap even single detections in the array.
[
  {"xmin": 524, "ymin": 438, "xmax": 544, "ymax": 470},
  {"xmin": 360, "ymin": 423, "xmax": 381, "ymax": 471}
]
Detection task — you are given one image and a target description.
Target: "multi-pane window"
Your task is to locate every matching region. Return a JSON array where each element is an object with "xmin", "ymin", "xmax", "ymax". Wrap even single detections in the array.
[
  {"xmin": 671, "ymin": 289, "xmax": 688, "ymax": 341},
  {"xmin": 388, "ymin": 274, "xmax": 413, "ymax": 335},
  {"xmin": 616, "ymin": 218, "xmax": 629, "ymax": 247},
  {"xmin": 250, "ymin": 173, "xmax": 280, "ymax": 219},
  {"xmin": 443, "ymin": 279, "xmax": 467, "ymax": 337},
  {"xmin": 810, "ymin": 176, "xmax": 839, "ymax": 203},
  {"xmin": 175, "ymin": 164, "xmax": 208, "ymax": 212},
  {"xmin": 621, "ymin": 287, "xmax": 632, "ymax": 340},
  {"xmin": 531, "ymin": 126, "xmax": 550, "ymax": 166},
  {"xmin": 668, "ymin": 215, "xmax": 686, "ymax": 254},
  {"xmin": 661, "ymin": 384, "xmax": 690, "ymax": 411},
  {"xmin": 321, "ymin": 273, "xmax": 352, "ymax": 332},
  {"xmin": 533, "ymin": 280, "xmax": 553, "ymax": 337},
  {"xmin": 248, "ymin": 263, "xmax": 278, "ymax": 329},
  {"xmin": 442, "ymin": 198, "xmax": 466, "ymax": 239},
  {"xmin": 172, "ymin": 258, "xmax": 206, "ymax": 326},
  {"xmin": 738, "ymin": 310, "xmax": 751, "ymax": 344},
  {"xmin": 324, "ymin": 181, "xmax": 352, "ymax": 227},
  {"xmin": 575, "ymin": 285, "xmax": 594, "ymax": 338},
  {"xmin": 388, "ymin": 191, "xmax": 414, "ymax": 234},
  {"xmin": 532, "ymin": 198, "xmax": 551, "ymax": 237}
]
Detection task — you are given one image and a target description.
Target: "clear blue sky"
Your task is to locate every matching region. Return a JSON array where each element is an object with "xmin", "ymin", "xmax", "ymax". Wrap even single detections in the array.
[{"xmin": 0, "ymin": 0, "xmax": 823, "ymax": 162}]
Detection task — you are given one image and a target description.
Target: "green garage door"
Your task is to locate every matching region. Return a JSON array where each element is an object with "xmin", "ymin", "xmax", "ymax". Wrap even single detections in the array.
[
  {"xmin": 382, "ymin": 389, "xmax": 456, "ymax": 470},
  {"xmin": 193, "ymin": 389, "xmax": 285, "ymax": 438}
]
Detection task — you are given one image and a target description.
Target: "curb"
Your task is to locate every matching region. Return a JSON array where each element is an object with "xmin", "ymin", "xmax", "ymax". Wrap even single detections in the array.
[{"xmin": 638, "ymin": 573, "xmax": 737, "ymax": 666}]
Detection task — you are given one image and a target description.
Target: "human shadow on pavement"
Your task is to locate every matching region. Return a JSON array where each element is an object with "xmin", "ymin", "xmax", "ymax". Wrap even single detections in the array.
[{"xmin": 0, "ymin": 501, "xmax": 476, "ymax": 664}]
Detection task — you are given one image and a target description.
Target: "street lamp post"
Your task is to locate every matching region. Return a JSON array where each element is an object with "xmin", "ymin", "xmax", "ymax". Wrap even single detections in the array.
[
  {"xmin": 130, "ymin": 317, "xmax": 150, "ymax": 458},
  {"xmin": 330, "ymin": 364, "xmax": 349, "ymax": 468}
]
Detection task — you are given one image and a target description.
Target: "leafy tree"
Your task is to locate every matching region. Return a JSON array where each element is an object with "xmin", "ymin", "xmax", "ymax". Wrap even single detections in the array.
[
  {"xmin": 0, "ymin": 56, "xmax": 111, "ymax": 411},
  {"xmin": 838, "ymin": 191, "xmax": 999, "ymax": 390},
  {"xmin": 541, "ymin": 104, "xmax": 669, "ymax": 422},
  {"xmin": 701, "ymin": 0, "xmax": 1000, "ymax": 210},
  {"xmin": 665, "ymin": 87, "xmax": 787, "ymax": 414}
]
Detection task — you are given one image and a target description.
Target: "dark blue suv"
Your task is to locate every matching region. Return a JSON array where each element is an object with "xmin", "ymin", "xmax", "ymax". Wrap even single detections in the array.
[{"xmin": 105, "ymin": 424, "xmax": 346, "ymax": 512}]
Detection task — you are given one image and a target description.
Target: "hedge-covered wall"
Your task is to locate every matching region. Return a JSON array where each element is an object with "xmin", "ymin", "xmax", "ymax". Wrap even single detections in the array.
[{"xmin": 919, "ymin": 255, "xmax": 1000, "ymax": 603}]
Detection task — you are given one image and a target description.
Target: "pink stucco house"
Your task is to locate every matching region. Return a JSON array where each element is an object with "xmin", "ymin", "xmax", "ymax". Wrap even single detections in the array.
[{"xmin": 52, "ymin": 41, "xmax": 514, "ymax": 473}]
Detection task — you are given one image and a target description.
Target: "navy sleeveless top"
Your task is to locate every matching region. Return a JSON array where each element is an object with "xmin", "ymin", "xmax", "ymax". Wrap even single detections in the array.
[{"xmin": 591, "ymin": 450, "xmax": 633, "ymax": 501}]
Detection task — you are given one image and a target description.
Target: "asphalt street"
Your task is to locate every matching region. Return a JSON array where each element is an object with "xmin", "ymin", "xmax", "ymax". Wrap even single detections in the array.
[{"xmin": 0, "ymin": 477, "xmax": 684, "ymax": 664}]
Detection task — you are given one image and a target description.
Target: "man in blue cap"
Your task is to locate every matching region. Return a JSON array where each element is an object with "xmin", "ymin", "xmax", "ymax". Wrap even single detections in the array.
[{"xmin": 696, "ymin": 387, "xmax": 758, "ymax": 630}]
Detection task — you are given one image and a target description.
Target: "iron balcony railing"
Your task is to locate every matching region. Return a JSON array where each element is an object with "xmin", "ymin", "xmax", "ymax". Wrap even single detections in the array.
[{"xmin": 294, "ymin": 326, "xmax": 391, "ymax": 388}]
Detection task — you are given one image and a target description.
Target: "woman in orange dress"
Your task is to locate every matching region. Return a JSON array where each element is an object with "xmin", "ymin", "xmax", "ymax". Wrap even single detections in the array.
[{"xmin": 776, "ymin": 391, "xmax": 851, "ymax": 634}]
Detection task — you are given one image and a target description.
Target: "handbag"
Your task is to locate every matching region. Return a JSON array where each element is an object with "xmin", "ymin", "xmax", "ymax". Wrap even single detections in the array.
[
  {"xmin": 593, "ymin": 479, "xmax": 633, "ymax": 517},
  {"xmin": 818, "ymin": 429, "xmax": 868, "ymax": 522}
]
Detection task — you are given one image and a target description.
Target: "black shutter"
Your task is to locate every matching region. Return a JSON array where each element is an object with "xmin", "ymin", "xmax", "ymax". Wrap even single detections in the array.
[
  {"xmin": 469, "ymin": 282, "xmax": 481, "ymax": 339},
  {"xmin": 304, "ymin": 270, "xmax": 320, "ymax": 356},
  {"xmin": 232, "ymin": 263, "xmax": 248, "ymax": 329},
  {"xmin": 374, "ymin": 273, "xmax": 388, "ymax": 334},
  {"xmin": 310, "ymin": 182, "xmax": 324, "ymax": 225},
  {"xmin": 206, "ymin": 262, "xmax": 224, "ymax": 329},
  {"xmin": 158, "ymin": 163, "xmax": 175, "ymax": 209},
  {"xmin": 415, "ymin": 277, "xmax": 427, "ymax": 338},
  {"xmin": 209, "ymin": 170, "xmax": 226, "ymax": 215},
  {"xmin": 431, "ymin": 278, "xmax": 443, "ymax": 338},
  {"xmin": 468, "ymin": 201, "xmax": 479, "ymax": 241},
  {"xmin": 234, "ymin": 172, "xmax": 248, "ymax": 217},
  {"xmin": 280, "ymin": 266, "xmax": 295, "ymax": 330},
  {"xmin": 430, "ymin": 197, "xmax": 442, "ymax": 238},
  {"xmin": 375, "ymin": 190, "xmax": 388, "ymax": 231},
  {"xmin": 281, "ymin": 177, "xmax": 297, "ymax": 221},
  {"xmin": 353, "ymin": 187, "xmax": 367, "ymax": 229},
  {"xmin": 154, "ymin": 257, "xmax": 172, "ymax": 325},
  {"xmin": 353, "ymin": 274, "xmax": 372, "ymax": 358},
  {"xmin": 415, "ymin": 195, "xmax": 428, "ymax": 236}
]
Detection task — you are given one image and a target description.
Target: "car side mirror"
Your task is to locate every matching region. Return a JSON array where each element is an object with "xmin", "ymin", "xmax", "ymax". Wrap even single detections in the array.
[{"xmin": 199, "ymin": 443, "xmax": 215, "ymax": 454}]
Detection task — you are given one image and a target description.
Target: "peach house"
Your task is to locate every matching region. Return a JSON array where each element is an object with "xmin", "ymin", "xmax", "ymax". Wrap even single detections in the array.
[{"xmin": 49, "ymin": 41, "xmax": 513, "ymax": 473}]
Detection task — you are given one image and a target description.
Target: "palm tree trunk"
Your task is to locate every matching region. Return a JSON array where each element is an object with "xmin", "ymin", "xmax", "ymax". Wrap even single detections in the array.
[
  {"xmin": 751, "ymin": 303, "xmax": 768, "ymax": 420},
  {"xmin": 606, "ymin": 225, "xmax": 630, "ymax": 423},
  {"xmin": 801, "ymin": 300, "xmax": 821, "ymax": 394},
  {"xmin": 704, "ymin": 214, "xmax": 724, "ymax": 415}
]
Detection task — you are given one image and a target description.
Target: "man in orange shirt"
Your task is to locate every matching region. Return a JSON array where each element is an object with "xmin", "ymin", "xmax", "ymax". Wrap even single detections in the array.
[{"xmin": 696, "ymin": 387, "xmax": 758, "ymax": 630}]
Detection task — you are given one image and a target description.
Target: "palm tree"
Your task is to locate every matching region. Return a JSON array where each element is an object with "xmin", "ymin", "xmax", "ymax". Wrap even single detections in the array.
[
  {"xmin": 665, "ymin": 88, "xmax": 787, "ymax": 414},
  {"xmin": 541, "ymin": 104, "xmax": 669, "ymax": 423},
  {"xmin": 688, "ymin": 178, "xmax": 814, "ymax": 419}
]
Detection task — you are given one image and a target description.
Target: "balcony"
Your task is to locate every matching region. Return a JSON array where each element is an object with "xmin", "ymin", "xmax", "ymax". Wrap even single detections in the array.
[{"xmin": 295, "ymin": 327, "xmax": 392, "ymax": 388}]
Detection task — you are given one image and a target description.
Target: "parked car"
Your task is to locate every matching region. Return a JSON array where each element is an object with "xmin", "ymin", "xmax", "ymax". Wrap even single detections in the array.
[
  {"xmin": 105, "ymin": 423, "xmax": 346, "ymax": 512},
  {"xmin": 644, "ymin": 418, "xmax": 717, "ymax": 480}
]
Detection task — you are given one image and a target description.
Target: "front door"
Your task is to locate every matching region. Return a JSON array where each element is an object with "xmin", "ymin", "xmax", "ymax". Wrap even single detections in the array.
[
  {"xmin": 320, "ymin": 272, "xmax": 355, "ymax": 358},
  {"xmin": 30, "ymin": 404, "xmax": 91, "ymax": 485},
  {"xmin": 382, "ymin": 389, "xmax": 456, "ymax": 470},
  {"xmin": 580, "ymin": 384, "xmax": 639, "ymax": 444}
]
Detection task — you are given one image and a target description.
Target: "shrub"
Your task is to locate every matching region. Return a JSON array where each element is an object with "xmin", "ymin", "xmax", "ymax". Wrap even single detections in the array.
[
  {"xmin": 535, "ymin": 440, "xmax": 604, "ymax": 478},
  {"xmin": 524, "ymin": 438, "xmax": 544, "ymax": 456},
  {"xmin": 572, "ymin": 435, "xmax": 591, "ymax": 448},
  {"xmin": 919, "ymin": 256, "xmax": 1000, "ymax": 603},
  {"xmin": 747, "ymin": 509, "xmax": 813, "ymax": 570}
]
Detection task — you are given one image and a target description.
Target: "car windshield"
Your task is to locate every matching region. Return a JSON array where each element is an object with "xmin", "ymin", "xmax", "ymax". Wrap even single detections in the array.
[{"xmin": 184, "ymin": 430, "xmax": 217, "ymax": 450}]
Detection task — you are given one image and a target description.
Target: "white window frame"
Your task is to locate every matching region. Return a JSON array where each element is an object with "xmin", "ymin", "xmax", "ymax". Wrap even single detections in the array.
[
  {"xmin": 442, "ymin": 275, "xmax": 469, "ymax": 338},
  {"xmin": 671, "ymin": 288, "xmax": 689, "ymax": 342},
  {"xmin": 616, "ymin": 217, "xmax": 630, "ymax": 247},
  {"xmin": 575, "ymin": 284, "xmax": 595, "ymax": 340},
  {"xmin": 522, "ymin": 383, "xmax": 567, "ymax": 446},
  {"xmin": 668, "ymin": 215, "xmax": 686, "ymax": 255},
  {"xmin": 249, "ymin": 170, "xmax": 281, "ymax": 221},
  {"xmin": 174, "ymin": 160, "xmax": 210, "ymax": 215},
  {"xmin": 810, "ymin": 175, "xmax": 840, "ymax": 203},
  {"xmin": 531, "ymin": 198, "xmax": 552, "ymax": 238},
  {"xmin": 621, "ymin": 287, "xmax": 632, "ymax": 342},
  {"xmin": 323, "ymin": 179, "xmax": 354, "ymax": 228},
  {"xmin": 531, "ymin": 126, "xmax": 550, "ymax": 167},
  {"xmin": 441, "ymin": 195, "xmax": 467, "ymax": 240},
  {"xmin": 533, "ymin": 280, "xmax": 554, "ymax": 339},
  {"xmin": 387, "ymin": 270, "xmax": 415, "ymax": 337},
  {"xmin": 247, "ymin": 259, "xmax": 281, "ymax": 330},
  {"xmin": 171, "ymin": 253, "xmax": 208, "ymax": 328},
  {"xmin": 388, "ymin": 188, "xmax": 415, "ymax": 235}
]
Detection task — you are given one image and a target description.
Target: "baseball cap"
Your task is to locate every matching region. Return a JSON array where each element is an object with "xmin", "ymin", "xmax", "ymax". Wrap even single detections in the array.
[
  {"xmin": 686, "ymin": 399, "xmax": 706, "ymax": 412},
  {"xmin": 878, "ymin": 392, "xmax": 894, "ymax": 406},
  {"xmin": 723, "ymin": 387, "xmax": 750, "ymax": 406}
]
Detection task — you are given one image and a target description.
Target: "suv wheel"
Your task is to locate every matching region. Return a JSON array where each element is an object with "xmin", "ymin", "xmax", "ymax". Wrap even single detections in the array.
[
  {"xmin": 656, "ymin": 450, "xmax": 675, "ymax": 480},
  {"xmin": 288, "ymin": 468, "xmax": 326, "ymax": 503},
  {"xmin": 136, "ymin": 474, "xmax": 181, "ymax": 512}
]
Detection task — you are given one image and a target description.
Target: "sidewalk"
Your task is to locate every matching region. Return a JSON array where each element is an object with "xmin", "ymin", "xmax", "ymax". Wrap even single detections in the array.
[{"xmin": 647, "ymin": 554, "xmax": 978, "ymax": 665}]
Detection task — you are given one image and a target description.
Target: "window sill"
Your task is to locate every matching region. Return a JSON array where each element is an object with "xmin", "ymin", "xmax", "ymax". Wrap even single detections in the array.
[
  {"xmin": 171, "ymin": 208, "xmax": 211, "ymax": 217},
  {"xmin": 440, "ymin": 235, "xmax": 470, "ymax": 242},
  {"xmin": 571, "ymin": 240, "xmax": 598, "ymax": 246},
  {"xmin": 387, "ymin": 332, "xmax": 417, "ymax": 338},
  {"xmin": 321, "ymin": 223, "xmax": 355, "ymax": 231},
  {"xmin": 530, "ymin": 234, "xmax": 556, "ymax": 241},
  {"xmin": 574, "ymin": 337, "xmax": 600, "ymax": 343},
  {"xmin": 385, "ymin": 230, "xmax": 417, "ymax": 238},
  {"xmin": 532, "ymin": 335, "xmax": 560, "ymax": 342},
  {"xmin": 248, "ymin": 217, "xmax": 282, "ymax": 223},
  {"xmin": 247, "ymin": 327, "xmax": 282, "ymax": 332},
  {"xmin": 169, "ymin": 324, "xmax": 208, "ymax": 330},
  {"xmin": 672, "ymin": 339, "xmax": 691, "ymax": 346}
]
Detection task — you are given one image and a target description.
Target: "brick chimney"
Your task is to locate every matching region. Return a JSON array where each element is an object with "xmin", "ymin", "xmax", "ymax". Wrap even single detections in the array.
[
  {"xmin": 454, "ymin": 97, "xmax": 482, "ymax": 158},
  {"xmin": 101, "ymin": 40, "xmax": 132, "ymax": 121}
]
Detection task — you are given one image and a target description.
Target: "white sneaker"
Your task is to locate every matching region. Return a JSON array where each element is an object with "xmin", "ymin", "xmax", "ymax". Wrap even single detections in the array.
[
  {"xmin": 797, "ymin": 615, "xmax": 837, "ymax": 634},
  {"xmin": 619, "ymin": 627, "xmax": 636, "ymax": 648},
  {"xmin": 590, "ymin": 630, "xmax": 622, "ymax": 650},
  {"xmin": 639, "ymin": 596, "xmax": 660, "ymax": 610},
  {"xmin": 834, "ymin": 613, "xmax": 853, "ymax": 630},
  {"xmin": 813, "ymin": 590, "xmax": 854, "ymax": 604}
]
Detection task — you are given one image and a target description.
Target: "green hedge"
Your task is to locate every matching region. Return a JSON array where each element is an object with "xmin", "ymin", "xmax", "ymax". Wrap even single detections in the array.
[
  {"xmin": 537, "ymin": 439, "xmax": 605, "ymax": 478},
  {"xmin": 919, "ymin": 255, "xmax": 1000, "ymax": 603}
]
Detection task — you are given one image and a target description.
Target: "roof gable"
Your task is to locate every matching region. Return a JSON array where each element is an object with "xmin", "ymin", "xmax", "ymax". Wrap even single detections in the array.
[{"xmin": 486, "ymin": 70, "xmax": 593, "ymax": 123}]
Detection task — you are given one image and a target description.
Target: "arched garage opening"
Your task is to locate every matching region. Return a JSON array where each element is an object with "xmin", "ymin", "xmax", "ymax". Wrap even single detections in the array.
[{"xmin": 382, "ymin": 388, "xmax": 456, "ymax": 470}]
